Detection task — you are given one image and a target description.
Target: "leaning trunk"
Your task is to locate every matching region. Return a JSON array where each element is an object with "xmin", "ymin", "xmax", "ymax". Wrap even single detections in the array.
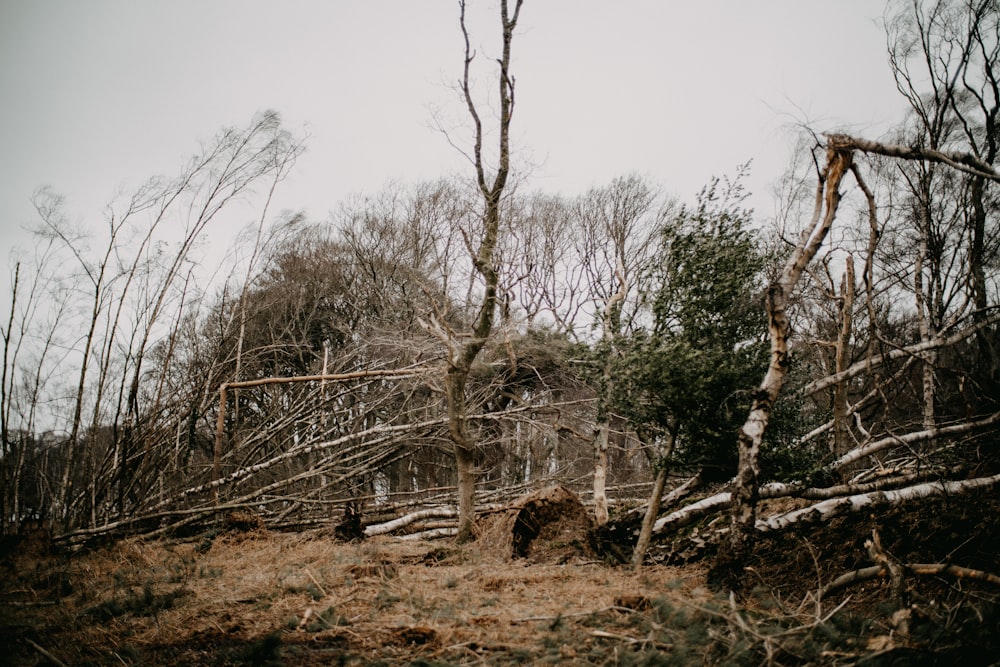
[
  {"xmin": 713, "ymin": 144, "xmax": 853, "ymax": 590},
  {"xmin": 632, "ymin": 465, "xmax": 668, "ymax": 569}
]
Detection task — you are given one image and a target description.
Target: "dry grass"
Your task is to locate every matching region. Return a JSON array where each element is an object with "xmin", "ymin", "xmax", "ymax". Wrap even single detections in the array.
[
  {"xmin": 7, "ymin": 497, "xmax": 996, "ymax": 665},
  {"xmin": 1, "ymin": 529, "xmax": 717, "ymax": 665}
]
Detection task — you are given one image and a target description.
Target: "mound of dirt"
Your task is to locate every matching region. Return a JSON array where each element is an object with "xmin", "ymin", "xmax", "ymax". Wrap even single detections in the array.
[{"xmin": 478, "ymin": 485, "xmax": 596, "ymax": 563}]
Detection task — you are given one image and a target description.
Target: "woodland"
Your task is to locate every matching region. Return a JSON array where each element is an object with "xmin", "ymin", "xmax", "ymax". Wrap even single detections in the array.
[{"xmin": 2, "ymin": 0, "xmax": 1000, "ymax": 664}]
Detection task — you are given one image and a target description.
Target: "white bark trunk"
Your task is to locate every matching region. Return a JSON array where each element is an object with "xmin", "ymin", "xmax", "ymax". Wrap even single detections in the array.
[
  {"xmin": 756, "ymin": 474, "xmax": 1000, "ymax": 533},
  {"xmin": 829, "ymin": 411, "xmax": 1000, "ymax": 471},
  {"xmin": 365, "ymin": 507, "xmax": 458, "ymax": 536}
]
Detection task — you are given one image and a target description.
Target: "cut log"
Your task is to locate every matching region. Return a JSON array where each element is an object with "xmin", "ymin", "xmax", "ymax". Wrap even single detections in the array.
[{"xmin": 364, "ymin": 507, "xmax": 458, "ymax": 537}]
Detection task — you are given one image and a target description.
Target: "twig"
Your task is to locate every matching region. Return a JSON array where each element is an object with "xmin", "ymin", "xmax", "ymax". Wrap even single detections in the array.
[
  {"xmin": 821, "ymin": 566, "xmax": 886, "ymax": 597},
  {"xmin": 24, "ymin": 638, "xmax": 68, "ymax": 667},
  {"xmin": 590, "ymin": 629, "xmax": 673, "ymax": 650},
  {"xmin": 866, "ymin": 528, "xmax": 904, "ymax": 603},
  {"xmin": 822, "ymin": 562, "xmax": 1000, "ymax": 597},
  {"xmin": 305, "ymin": 568, "xmax": 328, "ymax": 598}
]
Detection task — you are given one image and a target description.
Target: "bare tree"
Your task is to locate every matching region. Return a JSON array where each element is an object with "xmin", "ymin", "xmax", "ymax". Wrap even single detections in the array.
[
  {"xmin": 574, "ymin": 175, "xmax": 663, "ymax": 525},
  {"xmin": 8, "ymin": 112, "xmax": 303, "ymax": 532},
  {"xmin": 422, "ymin": 0, "xmax": 524, "ymax": 542}
]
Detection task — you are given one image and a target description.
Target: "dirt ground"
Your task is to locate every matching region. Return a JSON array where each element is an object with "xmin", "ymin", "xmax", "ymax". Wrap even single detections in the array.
[{"xmin": 2, "ymin": 487, "xmax": 999, "ymax": 665}]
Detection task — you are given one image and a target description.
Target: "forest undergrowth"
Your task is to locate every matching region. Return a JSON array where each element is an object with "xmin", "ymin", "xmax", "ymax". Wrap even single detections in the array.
[{"xmin": 2, "ymin": 488, "xmax": 998, "ymax": 666}]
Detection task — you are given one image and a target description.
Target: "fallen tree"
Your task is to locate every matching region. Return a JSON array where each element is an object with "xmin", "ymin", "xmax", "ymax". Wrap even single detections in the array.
[
  {"xmin": 756, "ymin": 473, "xmax": 1000, "ymax": 533},
  {"xmin": 364, "ymin": 507, "xmax": 458, "ymax": 537}
]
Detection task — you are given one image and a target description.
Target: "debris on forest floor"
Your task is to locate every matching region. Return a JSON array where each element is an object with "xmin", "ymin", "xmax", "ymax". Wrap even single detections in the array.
[
  {"xmin": 2, "ymin": 484, "xmax": 999, "ymax": 665},
  {"xmin": 2, "ymin": 492, "xmax": 998, "ymax": 666},
  {"xmin": 478, "ymin": 484, "xmax": 597, "ymax": 563},
  {"xmin": 0, "ymin": 530, "xmax": 718, "ymax": 666}
]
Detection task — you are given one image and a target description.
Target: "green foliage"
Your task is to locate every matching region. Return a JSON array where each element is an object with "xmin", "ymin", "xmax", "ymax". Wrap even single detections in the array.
[
  {"xmin": 612, "ymin": 168, "xmax": 771, "ymax": 478},
  {"xmin": 758, "ymin": 355, "xmax": 829, "ymax": 482}
]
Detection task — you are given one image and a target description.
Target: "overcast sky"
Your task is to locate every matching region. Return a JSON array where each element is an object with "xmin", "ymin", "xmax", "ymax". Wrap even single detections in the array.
[{"xmin": 1, "ymin": 1, "xmax": 908, "ymax": 276}]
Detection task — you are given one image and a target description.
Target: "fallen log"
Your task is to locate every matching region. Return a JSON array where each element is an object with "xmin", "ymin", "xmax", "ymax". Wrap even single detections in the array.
[
  {"xmin": 757, "ymin": 474, "xmax": 1000, "ymax": 533},
  {"xmin": 364, "ymin": 507, "xmax": 458, "ymax": 537},
  {"xmin": 398, "ymin": 527, "xmax": 458, "ymax": 541},
  {"xmin": 651, "ymin": 467, "xmax": 969, "ymax": 538},
  {"xmin": 828, "ymin": 412, "xmax": 1000, "ymax": 471},
  {"xmin": 652, "ymin": 490, "xmax": 732, "ymax": 535}
]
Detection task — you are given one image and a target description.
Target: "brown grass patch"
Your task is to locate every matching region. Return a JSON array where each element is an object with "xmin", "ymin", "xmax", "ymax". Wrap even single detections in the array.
[{"xmin": 0, "ymin": 529, "xmax": 710, "ymax": 665}]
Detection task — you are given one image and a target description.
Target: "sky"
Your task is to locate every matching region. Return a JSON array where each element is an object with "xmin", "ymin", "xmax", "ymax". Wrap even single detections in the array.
[{"xmin": 0, "ymin": 1, "xmax": 909, "ymax": 281}]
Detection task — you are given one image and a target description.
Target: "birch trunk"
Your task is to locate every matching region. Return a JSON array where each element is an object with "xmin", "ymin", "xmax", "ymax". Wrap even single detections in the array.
[
  {"xmin": 831, "ymin": 256, "xmax": 855, "ymax": 456},
  {"xmin": 715, "ymin": 144, "xmax": 853, "ymax": 588}
]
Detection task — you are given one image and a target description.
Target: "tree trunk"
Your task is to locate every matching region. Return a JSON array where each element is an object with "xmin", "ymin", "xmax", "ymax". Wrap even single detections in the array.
[
  {"xmin": 592, "ymin": 425, "xmax": 610, "ymax": 525},
  {"xmin": 436, "ymin": 0, "xmax": 522, "ymax": 542},
  {"xmin": 453, "ymin": 443, "xmax": 477, "ymax": 541},
  {"xmin": 632, "ymin": 465, "xmax": 667, "ymax": 569},
  {"xmin": 914, "ymin": 235, "xmax": 936, "ymax": 433},
  {"xmin": 832, "ymin": 255, "xmax": 855, "ymax": 456},
  {"xmin": 446, "ymin": 364, "xmax": 477, "ymax": 542},
  {"xmin": 757, "ymin": 473, "xmax": 1000, "ymax": 533},
  {"xmin": 713, "ymin": 144, "xmax": 853, "ymax": 591}
]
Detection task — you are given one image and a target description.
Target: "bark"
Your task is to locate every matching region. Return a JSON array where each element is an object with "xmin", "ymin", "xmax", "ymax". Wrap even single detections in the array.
[
  {"xmin": 914, "ymin": 227, "xmax": 936, "ymax": 433},
  {"xmin": 0, "ymin": 263, "xmax": 16, "ymax": 458},
  {"xmin": 653, "ymin": 467, "xmax": 962, "ymax": 538},
  {"xmin": 631, "ymin": 430, "xmax": 678, "ymax": 568},
  {"xmin": 593, "ymin": 260, "xmax": 628, "ymax": 526},
  {"xmin": 653, "ymin": 489, "xmax": 732, "ymax": 535},
  {"xmin": 717, "ymin": 144, "xmax": 853, "ymax": 587},
  {"xmin": 399, "ymin": 527, "xmax": 459, "ymax": 541},
  {"xmin": 822, "ymin": 562, "xmax": 1000, "ymax": 597},
  {"xmin": 756, "ymin": 473, "xmax": 1000, "ymax": 533},
  {"xmin": 829, "ymin": 410, "xmax": 1000, "ymax": 471},
  {"xmin": 592, "ymin": 435, "xmax": 610, "ymax": 525},
  {"xmin": 831, "ymin": 256, "xmax": 855, "ymax": 456},
  {"xmin": 364, "ymin": 507, "xmax": 458, "ymax": 537},
  {"xmin": 826, "ymin": 134, "xmax": 1000, "ymax": 182},
  {"xmin": 969, "ymin": 176, "xmax": 998, "ymax": 384},
  {"xmin": 631, "ymin": 465, "xmax": 667, "ymax": 568}
]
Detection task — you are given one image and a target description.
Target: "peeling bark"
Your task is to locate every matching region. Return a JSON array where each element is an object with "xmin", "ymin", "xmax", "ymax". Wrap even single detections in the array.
[
  {"xmin": 364, "ymin": 507, "xmax": 458, "ymax": 537},
  {"xmin": 756, "ymin": 474, "xmax": 1000, "ymax": 533},
  {"xmin": 716, "ymin": 144, "xmax": 854, "ymax": 588}
]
